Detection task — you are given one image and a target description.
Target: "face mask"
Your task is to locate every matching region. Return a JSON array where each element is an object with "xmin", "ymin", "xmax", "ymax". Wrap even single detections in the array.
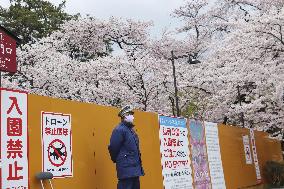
[{"xmin": 124, "ymin": 115, "xmax": 134, "ymax": 123}]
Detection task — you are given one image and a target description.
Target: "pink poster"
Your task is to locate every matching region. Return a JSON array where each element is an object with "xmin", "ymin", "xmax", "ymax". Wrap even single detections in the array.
[{"xmin": 189, "ymin": 119, "xmax": 211, "ymax": 189}]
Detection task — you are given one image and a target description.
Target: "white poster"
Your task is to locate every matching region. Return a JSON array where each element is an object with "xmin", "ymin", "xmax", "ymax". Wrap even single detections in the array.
[
  {"xmin": 0, "ymin": 88, "xmax": 29, "ymax": 189},
  {"xmin": 250, "ymin": 129, "xmax": 261, "ymax": 181},
  {"xmin": 159, "ymin": 115, "xmax": 193, "ymax": 189},
  {"xmin": 204, "ymin": 122, "xmax": 226, "ymax": 189},
  {"xmin": 42, "ymin": 112, "xmax": 73, "ymax": 178},
  {"xmin": 242, "ymin": 135, "xmax": 252, "ymax": 164}
]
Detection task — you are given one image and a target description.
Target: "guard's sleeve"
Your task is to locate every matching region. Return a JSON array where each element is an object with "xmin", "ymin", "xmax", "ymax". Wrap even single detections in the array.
[{"xmin": 108, "ymin": 128, "xmax": 124, "ymax": 163}]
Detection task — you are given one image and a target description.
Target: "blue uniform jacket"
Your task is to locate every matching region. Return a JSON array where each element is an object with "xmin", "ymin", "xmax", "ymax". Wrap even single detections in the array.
[{"xmin": 108, "ymin": 121, "xmax": 144, "ymax": 179}]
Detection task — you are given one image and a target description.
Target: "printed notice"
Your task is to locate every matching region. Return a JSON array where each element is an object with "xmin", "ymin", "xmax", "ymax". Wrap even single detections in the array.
[
  {"xmin": 42, "ymin": 112, "xmax": 73, "ymax": 178},
  {"xmin": 205, "ymin": 122, "xmax": 226, "ymax": 189},
  {"xmin": 159, "ymin": 115, "xmax": 193, "ymax": 189},
  {"xmin": 243, "ymin": 135, "xmax": 252, "ymax": 164}
]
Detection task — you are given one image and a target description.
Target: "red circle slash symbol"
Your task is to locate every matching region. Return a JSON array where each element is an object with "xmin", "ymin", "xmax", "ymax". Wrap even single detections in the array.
[{"xmin": 48, "ymin": 139, "xmax": 67, "ymax": 167}]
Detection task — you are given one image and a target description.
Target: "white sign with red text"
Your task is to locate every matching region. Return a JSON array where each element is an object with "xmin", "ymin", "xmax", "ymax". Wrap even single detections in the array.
[
  {"xmin": 42, "ymin": 112, "xmax": 72, "ymax": 178},
  {"xmin": 243, "ymin": 135, "xmax": 252, "ymax": 164},
  {"xmin": 250, "ymin": 129, "xmax": 261, "ymax": 182},
  {"xmin": 0, "ymin": 88, "xmax": 29, "ymax": 189},
  {"xmin": 159, "ymin": 115, "xmax": 193, "ymax": 189}
]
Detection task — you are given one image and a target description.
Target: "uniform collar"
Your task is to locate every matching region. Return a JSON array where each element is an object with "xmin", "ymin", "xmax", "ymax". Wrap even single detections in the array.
[{"xmin": 121, "ymin": 121, "xmax": 135, "ymax": 128}]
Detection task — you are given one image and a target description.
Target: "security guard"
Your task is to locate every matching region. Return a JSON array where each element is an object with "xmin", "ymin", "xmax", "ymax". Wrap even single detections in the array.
[{"xmin": 108, "ymin": 105, "xmax": 144, "ymax": 189}]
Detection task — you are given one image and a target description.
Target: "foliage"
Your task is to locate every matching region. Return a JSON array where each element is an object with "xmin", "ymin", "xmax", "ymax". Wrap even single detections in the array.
[
  {"xmin": 0, "ymin": 0, "xmax": 74, "ymax": 44},
  {"xmin": 263, "ymin": 161, "xmax": 284, "ymax": 187}
]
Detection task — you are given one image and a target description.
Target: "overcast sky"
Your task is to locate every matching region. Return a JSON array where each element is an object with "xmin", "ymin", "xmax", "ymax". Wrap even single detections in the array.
[{"xmin": 1, "ymin": 0, "xmax": 185, "ymax": 37}]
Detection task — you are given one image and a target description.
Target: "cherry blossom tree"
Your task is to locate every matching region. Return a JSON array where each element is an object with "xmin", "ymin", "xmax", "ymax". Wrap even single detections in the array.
[
  {"xmin": 172, "ymin": 0, "xmax": 215, "ymax": 61},
  {"xmin": 171, "ymin": 0, "xmax": 284, "ymax": 138},
  {"xmin": 2, "ymin": 16, "xmax": 170, "ymax": 112},
  {"xmin": 2, "ymin": 0, "xmax": 283, "ymax": 140},
  {"xmin": 190, "ymin": 7, "xmax": 284, "ymax": 138}
]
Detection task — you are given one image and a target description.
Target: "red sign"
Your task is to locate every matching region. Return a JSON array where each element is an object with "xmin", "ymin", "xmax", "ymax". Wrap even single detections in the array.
[{"xmin": 0, "ymin": 29, "xmax": 17, "ymax": 73}]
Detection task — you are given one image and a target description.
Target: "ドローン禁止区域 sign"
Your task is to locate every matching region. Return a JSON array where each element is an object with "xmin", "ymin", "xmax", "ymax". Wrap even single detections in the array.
[{"xmin": 42, "ymin": 112, "xmax": 73, "ymax": 178}]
